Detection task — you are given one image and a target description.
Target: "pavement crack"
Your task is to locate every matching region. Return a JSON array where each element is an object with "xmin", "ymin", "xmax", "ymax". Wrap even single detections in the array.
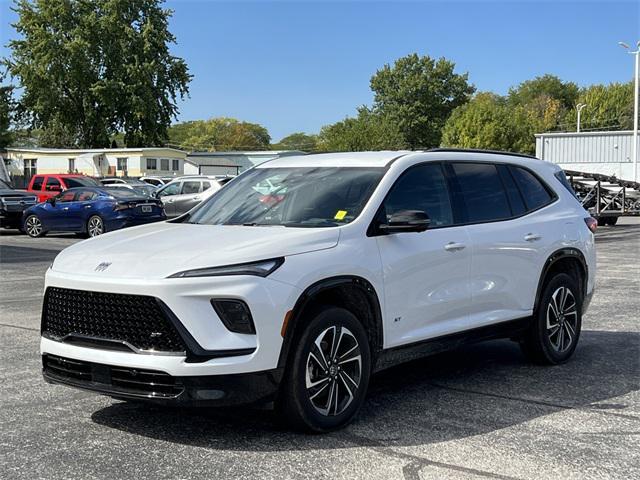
[
  {"xmin": 427, "ymin": 382, "xmax": 640, "ymax": 422},
  {"xmin": 0, "ymin": 323, "xmax": 39, "ymax": 332},
  {"xmin": 337, "ymin": 432, "xmax": 521, "ymax": 480}
]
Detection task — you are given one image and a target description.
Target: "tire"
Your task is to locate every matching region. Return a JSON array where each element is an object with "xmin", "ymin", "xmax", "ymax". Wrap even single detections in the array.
[
  {"xmin": 86, "ymin": 215, "xmax": 105, "ymax": 237},
  {"xmin": 24, "ymin": 215, "xmax": 46, "ymax": 238},
  {"xmin": 596, "ymin": 217, "xmax": 607, "ymax": 227},
  {"xmin": 521, "ymin": 273, "xmax": 582, "ymax": 365},
  {"xmin": 605, "ymin": 217, "xmax": 618, "ymax": 226},
  {"xmin": 277, "ymin": 306, "xmax": 371, "ymax": 432}
]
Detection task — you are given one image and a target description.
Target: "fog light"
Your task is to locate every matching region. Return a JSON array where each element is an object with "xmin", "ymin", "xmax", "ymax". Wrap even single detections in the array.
[{"xmin": 211, "ymin": 299, "xmax": 256, "ymax": 334}]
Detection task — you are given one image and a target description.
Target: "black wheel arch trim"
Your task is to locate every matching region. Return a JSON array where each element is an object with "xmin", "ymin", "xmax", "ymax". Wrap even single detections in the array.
[
  {"xmin": 277, "ymin": 275, "xmax": 384, "ymax": 370},
  {"xmin": 534, "ymin": 247, "xmax": 588, "ymax": 312}
]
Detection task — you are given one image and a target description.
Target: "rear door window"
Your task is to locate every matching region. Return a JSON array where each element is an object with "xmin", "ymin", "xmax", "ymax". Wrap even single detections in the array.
[
  {"xmin": 57, "ymin": 190, "xmax": 76, "ymax": 203},
  {"xmin": 452, "ymin": 163, "xmax": 511, "ymax": 223},
  {"xmin": 509, "ymin": 166, "xmax": 553, "ymax": 211},
  {"xmin": 181, "ymin": 181, "xmax": 201, "ymax": 194},
  {"xmin": 496, "ymin": 165, "xmax": 527, "ymax": 216},
  {"xmin": 77, "ymin": 190, "xmax": 98, "ymax": 201},
  {"xmin": 45, "ymin": 177, "xmax": 62, "ymax": 192}
]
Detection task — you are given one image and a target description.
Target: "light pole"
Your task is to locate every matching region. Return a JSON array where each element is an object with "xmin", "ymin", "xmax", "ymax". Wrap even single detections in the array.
[
  {"xmin": 576, "ymin": 103, "xmax": 587, "ymax": 133},
  {"xmin": 619, "ymin": 41, "xmax": 639, "ymax": 182}
]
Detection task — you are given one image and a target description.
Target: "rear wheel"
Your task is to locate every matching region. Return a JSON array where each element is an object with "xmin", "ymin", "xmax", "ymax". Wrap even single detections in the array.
[
  {"xmin": 521, "ymin": 273, "xmax": 582, "ymax": 365},
  {"xmin": 87, "ymin": 215, "xmax": 105, "ymax": 237},
  {"xmin": 24, "ymin": 215, "xmax": 46, "ymax": 238},
  {"xmin": 277, "ymin": 306, "xmax": 371, "ymax": 432},
  {"xmin": 605, "ymin": 216, "xmax": 618, "ymax": 226}
]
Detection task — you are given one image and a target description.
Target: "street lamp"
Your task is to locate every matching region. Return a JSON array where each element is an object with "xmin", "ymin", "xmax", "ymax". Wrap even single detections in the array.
[
  {"xmin": 619, "ymin": 41, "xmax": 640, "ymax": 182},
  {"xmin": 576, "ymin": 103, "xmax": 587, "ymax": 133}
]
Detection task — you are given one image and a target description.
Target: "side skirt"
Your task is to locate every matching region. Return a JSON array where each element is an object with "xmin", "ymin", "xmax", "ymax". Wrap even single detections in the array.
[{"xmin": 374, "ymin": 317, "xmax": 532, "ymax": 373}]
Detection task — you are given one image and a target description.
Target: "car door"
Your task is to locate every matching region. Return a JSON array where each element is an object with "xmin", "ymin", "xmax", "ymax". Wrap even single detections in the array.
[
  {"xmin": 375, "ymin": 163, "xmax": 472, "ymax": 348},
  {"xmin": 44, "ymin": 190, "xmax": 77, "ymax": 230},
  {"xmin": 75, "ymin": 189, "xmax": 99, "ymax": 229},
  {"xmin": 172, "ymin": 179, "xmax": 203, "ymax": 216},
  {"xmin": 156, "ymin": 181, "xmax": 182, "ymax": 217},
  {"xmin": 450, "ymin": 162, "xmax": 556, "ymax": 327}
]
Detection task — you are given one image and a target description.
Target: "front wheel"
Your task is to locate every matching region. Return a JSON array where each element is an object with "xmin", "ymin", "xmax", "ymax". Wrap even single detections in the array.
[
  {"xmin": 521, "ymin": 273, "xmax": 582, "ymax": 365},
  {"xmin": 86, "ymin": 215, "xmax": 105, "ymax": 237},
  {"xmin": 24, "ymin": 215, "xmax": 46, "ymax": 238},
  {"xmin": 277, "ymin": 307, "xmax": 371, "ymax": 432}
]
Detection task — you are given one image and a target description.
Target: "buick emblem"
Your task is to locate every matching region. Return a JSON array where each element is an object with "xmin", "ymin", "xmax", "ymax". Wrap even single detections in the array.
[{"xmin": 94, "ymin": 262, "xmax": 112, "ymax": 272}]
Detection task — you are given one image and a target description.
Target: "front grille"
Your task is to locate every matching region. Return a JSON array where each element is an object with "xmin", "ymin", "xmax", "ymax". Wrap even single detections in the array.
[
  {"xmin": 42, "ymin": 287, "xmax": 187, "ymax": 353},
  {"xmin": 43, "ymin": 354, "xmax": 184, "ymax": 398}
]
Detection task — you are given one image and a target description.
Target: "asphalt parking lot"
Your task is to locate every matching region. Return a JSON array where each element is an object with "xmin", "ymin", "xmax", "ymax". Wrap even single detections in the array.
[{"xmin": 1, "ymin": 220, "xmax": 639, "ymax": 480}]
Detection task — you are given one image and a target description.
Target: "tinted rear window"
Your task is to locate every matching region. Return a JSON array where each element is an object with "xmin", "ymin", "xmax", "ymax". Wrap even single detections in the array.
[
  {"xmin": 510, "ymin": 167, "xmax": 553, "ymax": 211},
  {"xmin": 496, "ymin": 165, "xmax": 527, "ymax": 216},
  {"xmin": 452, "ymin": 163, "xmax": 511, "ymax": 223}
]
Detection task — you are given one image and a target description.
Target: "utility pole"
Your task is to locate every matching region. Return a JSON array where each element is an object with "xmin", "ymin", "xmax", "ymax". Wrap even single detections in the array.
[
  {"xmin": 619, "ymin": 41, "xmax": 639, "ymax": 182},
  {"xmin": 576, "ymin": 103, "xmax": 587, "ymax": 133}
]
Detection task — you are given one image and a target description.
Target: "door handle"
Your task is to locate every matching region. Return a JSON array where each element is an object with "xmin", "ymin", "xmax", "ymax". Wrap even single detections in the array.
[
  {"xmin": 524, "ymin": 233, "xmax": 542, "ymax": 242},
  {"xmin": 63, "ymin": 207, "xmax": 69, "ymax": 211},
  {"xmin": 84, "ymin": 205, "xmax": 92, "ymax": 209},
  {"xmin": 444, "ymin": 242, "xmax": 466, "ymax": 252}
]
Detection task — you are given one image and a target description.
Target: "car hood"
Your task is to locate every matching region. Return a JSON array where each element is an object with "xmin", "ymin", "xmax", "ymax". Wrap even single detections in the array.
[{"xmin": 52, "ymin": 222, "xmax": 340, "ymax": 279}]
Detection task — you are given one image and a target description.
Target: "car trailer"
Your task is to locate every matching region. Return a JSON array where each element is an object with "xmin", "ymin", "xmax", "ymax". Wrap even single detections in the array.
[{"xmin": 564, "ymin": 170, "xmax": 640, "ymax": 226}]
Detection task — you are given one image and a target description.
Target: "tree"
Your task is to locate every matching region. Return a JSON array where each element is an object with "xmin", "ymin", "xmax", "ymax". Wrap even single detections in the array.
[
  {"xmin": 508, "ymin": 74, "xmax": 579, "ymax": 112},
  {"xmin": 369, "ymin": 53, "xmax": 475, "ymax": 149},
  {"xmin": 562, "ymin": 82, "xmax": 634, "ymax": 132},
  {"xmin": 0, "ymin": 85, "xmax": 14, "ymax": 149},
  {"xmin": 5, "ymin": 0, "xmax": 191, "ymax": 148},
  {"xmin": 317, "ymin": 108, "xmax": 406, "ymax": 152},
  {"xmin": 168, "ymin": 117, "xmax": 271, "ymax": 151},
  {"xmin": 272, "ymin": 132, "xmax": 318, "ymax": 151},
  {"xmin": 441, "ymin": 93, "xmax": 516, "ymax": 151}
]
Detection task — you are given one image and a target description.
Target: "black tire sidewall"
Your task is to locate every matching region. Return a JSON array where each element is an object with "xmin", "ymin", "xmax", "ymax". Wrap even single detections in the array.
[
  {"xmin": 284, "ymin": 306, "xmax": 371, "ymax": 432},
  {"xmin": 534, "ymin": 273, "xmax": 582, "ymax": 364}
]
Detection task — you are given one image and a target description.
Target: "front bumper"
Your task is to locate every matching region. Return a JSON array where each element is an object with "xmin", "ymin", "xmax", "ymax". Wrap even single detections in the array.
[
  {"xmin": 43, "ymin": 353, "xmax": 282, "ymax": 406},
  {"xmin": 41, "ymin": 269, "xmax": 301, "ymax": 376}
]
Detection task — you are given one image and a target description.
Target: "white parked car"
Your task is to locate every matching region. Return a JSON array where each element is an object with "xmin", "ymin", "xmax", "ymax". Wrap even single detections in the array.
[{"xmin": 41, "ymin": 150, "xmax": 596, "ymax": 431}]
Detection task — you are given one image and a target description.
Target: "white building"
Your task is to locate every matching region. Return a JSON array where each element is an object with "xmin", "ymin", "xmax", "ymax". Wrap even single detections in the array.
[
  {"xmin": 535, "ymin": 131, "xmax": 638, "ymax": 181},
  {"xmin": 2, "ymin": 147, "xmax": 188, "ymax": 187},
  {"xmin": 185, "ymin": 150, "xmax": 305, "ymax": 175}
]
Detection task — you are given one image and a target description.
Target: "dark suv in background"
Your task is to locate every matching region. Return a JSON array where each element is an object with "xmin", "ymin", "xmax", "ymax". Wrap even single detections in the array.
[{"xmin": 0, "ymin": 178, "xmax": 38, "ymax": 230}]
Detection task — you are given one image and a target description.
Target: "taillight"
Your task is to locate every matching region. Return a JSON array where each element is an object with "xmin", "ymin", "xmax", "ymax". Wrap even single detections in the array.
[
  {"xmin": 114, "ymin": 202, "xmax": 133, "ymax": 211},
  {"xmin": 584, "ymin": 217, "xmax": 597, "ymax": 233}
]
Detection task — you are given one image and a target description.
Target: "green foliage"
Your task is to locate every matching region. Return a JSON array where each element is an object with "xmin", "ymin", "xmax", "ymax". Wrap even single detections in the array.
[
  {"xmin": 441, "ymin": 93, "xmax": 516, "ymax": 151},
  {"xmin": 444, "ymin": 75, "xmax": 585, "ymax": 154},
  {"xmin": 272, "ymin": 132, "xmax": 318, "ymax": 151},
  {"xmin": 0, "ymin": 85, "xmax": 14, "ymax": 149},
  {"xmin": 168, "ymin": 117, "xmax": 271, "ymax": 151},
  {"xmin": 317, "ymin": 108, "xmax": 406, "ymax": 152},
  {"xmin": 369, "ymin": 53, "xmax": 475, "ymax": 148},
  {"xmin": 563, "ymin": 82, "xmax": 634, "ymax": 131},
  {"xmin": 5, "ymin": 0, "xmax": 191, "ymax": 148}
]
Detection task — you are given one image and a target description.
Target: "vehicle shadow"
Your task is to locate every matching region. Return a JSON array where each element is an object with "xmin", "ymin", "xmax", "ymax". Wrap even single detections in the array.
[{"xmin": 91, "ymin": 329, "xmax": 639, "ymax": 449}]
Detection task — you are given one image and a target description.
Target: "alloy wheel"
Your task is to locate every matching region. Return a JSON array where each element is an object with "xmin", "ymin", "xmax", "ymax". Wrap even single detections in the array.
[
  {"xmin": 25, "ymin": 216, "xmax": 42, "ymax": 237},
  {"xmin": 88, "ymin": 216, "xmax": 104, "ymax": 237},
  {"xmin": 546, "ymin": 286, "xmax": 578, "ymax": 353},
  {"xmin": 305, "ymin": 325, "xmax": 362, "ymax": 417}
]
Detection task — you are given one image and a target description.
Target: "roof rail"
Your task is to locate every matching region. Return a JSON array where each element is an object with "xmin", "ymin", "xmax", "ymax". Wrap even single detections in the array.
[{"xmin": 426, "ymin": 148, "xmax": 539, "ymax": 160}]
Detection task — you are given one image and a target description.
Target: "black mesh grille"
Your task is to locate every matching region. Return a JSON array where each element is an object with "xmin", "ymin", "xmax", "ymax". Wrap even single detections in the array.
[{"xmin": 42, "ymin": 287, "xmax": 187, "ymax": 353}]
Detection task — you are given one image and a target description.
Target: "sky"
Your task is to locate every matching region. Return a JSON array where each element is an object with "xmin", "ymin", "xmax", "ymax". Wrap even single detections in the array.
[{"xmin": 1, "ymin": 0, "xmax": 639, "ymax": 141}]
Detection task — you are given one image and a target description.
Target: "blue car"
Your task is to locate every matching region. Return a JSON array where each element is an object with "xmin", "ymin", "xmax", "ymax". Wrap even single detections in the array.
[{"xmin": 23, "ymin": 187, "xmax": 166, "ymax": 238}]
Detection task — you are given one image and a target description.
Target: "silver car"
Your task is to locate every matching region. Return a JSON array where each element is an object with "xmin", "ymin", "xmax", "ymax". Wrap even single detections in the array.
[{"xmin": 155, "ymin": 177, "xmax": 222, "ymax": 218}]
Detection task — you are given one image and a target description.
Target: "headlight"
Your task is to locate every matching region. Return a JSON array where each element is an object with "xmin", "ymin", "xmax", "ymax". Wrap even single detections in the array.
[{"xmin": 167, "ymin": 258, "xmax": 284, "ymax": 278}]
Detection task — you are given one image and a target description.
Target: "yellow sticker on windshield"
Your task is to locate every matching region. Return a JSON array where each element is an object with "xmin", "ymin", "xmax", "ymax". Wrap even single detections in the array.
[{"xmin": 334, "ymin": 210, "xmax": 347, "ymax": 220}]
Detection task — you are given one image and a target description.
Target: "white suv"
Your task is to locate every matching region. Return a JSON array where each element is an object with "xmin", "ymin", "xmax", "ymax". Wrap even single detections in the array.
[{"xmin": 41, "ymin": 149, "xmax": 596, "ymax": 431}]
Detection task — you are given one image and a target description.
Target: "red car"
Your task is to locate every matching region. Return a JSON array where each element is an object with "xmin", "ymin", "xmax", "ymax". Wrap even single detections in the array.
[{"xmin": 26, "ymin": 174, "xmax": 101, "ymax": 202}]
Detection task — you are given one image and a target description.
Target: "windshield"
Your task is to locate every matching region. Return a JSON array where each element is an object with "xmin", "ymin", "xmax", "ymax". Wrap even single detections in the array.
[
  {"xmin": 64, "ymin": 177, "xmax": 100, "ymax": 188},
  {"xmin": 188, "ymin": 167, "xmax": 385, "ymax": 227}
]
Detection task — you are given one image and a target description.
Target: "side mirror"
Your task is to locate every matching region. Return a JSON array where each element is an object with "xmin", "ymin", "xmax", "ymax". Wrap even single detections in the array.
[
  {"xmin": 379, "ymin": 210, "xmax": 430, "ymax": 234},
  {"xmin": 46, "ymin": 197, "xmax": 56, "ymax": 206}
]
